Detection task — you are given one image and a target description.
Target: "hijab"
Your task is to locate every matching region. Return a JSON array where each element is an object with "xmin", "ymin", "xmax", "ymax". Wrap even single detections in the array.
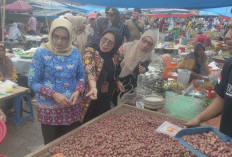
[
  {"xmin": 97, "ymin": 27, "xmax": 121, "ymax": 91},
  {"xmin": 8, "ymin": 23, "xmax": 20, "ymax": 40},
  {"xmin": 187, "ymin": 42, "xmax": 207, "ymax": 74},
  {"xmin": 70, "ymin": 16, "xmax": 89, "ymax": 54},
  {"xmin": 63, "ymin": 13, "xmax": 74, "ymax": 22},
  {"xmin": 0, "ymin": 44, "xmax": 14, "ymax": 78},
  {"xmin": 41, "ymin": 18, "xmax": 73, "ymax": 56},
  {"xmin": 87, "ymin": 17, "xmax": 109, "ymax": 50},
  {"xmin": 119, "ymin": 30, "xmax": 157, "ymax": 78}
]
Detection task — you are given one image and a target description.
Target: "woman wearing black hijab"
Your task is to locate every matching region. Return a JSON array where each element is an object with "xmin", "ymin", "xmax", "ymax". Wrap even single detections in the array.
[
  {"xmin": 176, "ymin": 42, "xmax": 210, "ymax": 81},
  {"xmin": 80, "ymin": 27, "xmax": 121, "ymax": 122},
  {"xmin": 87, "ymin": 16, "xmax": 109, "ymax": 51}
]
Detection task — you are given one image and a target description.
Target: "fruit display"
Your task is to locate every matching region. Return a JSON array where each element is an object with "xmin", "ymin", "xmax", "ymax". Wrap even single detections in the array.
[{"xmin": 20, "ymin": 52, "xmax": 34, "ymax": 59}]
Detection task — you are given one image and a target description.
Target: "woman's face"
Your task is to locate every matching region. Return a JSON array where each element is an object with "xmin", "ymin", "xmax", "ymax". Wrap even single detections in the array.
[
  {"xmin": 197, "ymin": 47, "xmax": 205, "ymax": 57},
  {"xmin": 99, "ymin": 32, "xmax": 115, "ymax": 53},
  {"xmin": 139, "ymin": 36, "xmax": 154, "ymax": 52},
  {"xmin": 52, "ymin": 27, "xmax": 69, "ymax": 50},
  {"xmin": 0, "ymin": 46, "xmax": 5, "ymax": 58}
]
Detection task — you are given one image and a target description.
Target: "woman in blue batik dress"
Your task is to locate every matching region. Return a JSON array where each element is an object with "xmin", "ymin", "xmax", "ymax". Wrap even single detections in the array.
[{"xmin": 28, "ymin": 18, "xmax": 85, "ymax": 144}]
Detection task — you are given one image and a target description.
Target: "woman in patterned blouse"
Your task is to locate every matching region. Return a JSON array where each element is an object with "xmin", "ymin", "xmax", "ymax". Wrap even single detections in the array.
[
  {"xmin": 0, "ymin": 44, "xmax": 17, "ymax": 82},
  {"xmin": 28, "ymin": 18, "xmax": 85, "ymax": 144},
  {"xmin": 81, "ymin": 27, "xmax": 121, "ymax": 122}
]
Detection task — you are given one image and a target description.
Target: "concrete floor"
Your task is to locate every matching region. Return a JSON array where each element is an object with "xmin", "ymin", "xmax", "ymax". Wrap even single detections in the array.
[{"xmin": 0, "ymin": 104, "xmax": 44, "ymax": 157}]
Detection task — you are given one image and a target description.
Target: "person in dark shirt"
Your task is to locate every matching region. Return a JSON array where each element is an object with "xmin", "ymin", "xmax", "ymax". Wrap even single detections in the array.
[
  {"xmin": 106, "ymin": 8, "xmax": 130, "ymax": 44},
  {"xmin": 185, "ymin": 19, "xmax": 232, "ymax": 138}
]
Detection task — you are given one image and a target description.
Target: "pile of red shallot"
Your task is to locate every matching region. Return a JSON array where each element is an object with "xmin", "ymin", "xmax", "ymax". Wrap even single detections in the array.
[
  {"xmin": 183, "ymin": 131, "xmax": 232, "ymax": 157},
  {"xmin": 49, "ymin": 110, "xmax": 195, "ymax": 157}
]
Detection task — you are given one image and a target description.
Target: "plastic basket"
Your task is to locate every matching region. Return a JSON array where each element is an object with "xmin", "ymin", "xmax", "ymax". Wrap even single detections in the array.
[
  {"xmin": 164, "ymin": 91, "xmax": 204, "ymax": 120},
  {"xmin": 177, "ymin": 69, "xmax": 191, "ymax": 86},
  {"xmin": 175, "ymin": 126, "xmax": 232, "ymax": 157}
]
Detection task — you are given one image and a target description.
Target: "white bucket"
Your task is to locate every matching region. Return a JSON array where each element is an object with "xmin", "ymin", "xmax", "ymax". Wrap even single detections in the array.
[{"xmin": 177, "ymin": 69, "xmax": 191, "ymax": 86}]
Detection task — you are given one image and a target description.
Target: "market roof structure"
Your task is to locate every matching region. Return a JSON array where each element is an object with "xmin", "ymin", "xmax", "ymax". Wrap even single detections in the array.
[{"xmin": 58, "ymin": 0, "xmax": 232, "ymax": 9}]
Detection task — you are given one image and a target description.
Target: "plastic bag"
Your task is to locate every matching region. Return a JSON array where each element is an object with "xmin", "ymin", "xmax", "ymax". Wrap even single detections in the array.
[{"xmin": 164, "ymin": 91, "xmax": 204, "ymax": 120}]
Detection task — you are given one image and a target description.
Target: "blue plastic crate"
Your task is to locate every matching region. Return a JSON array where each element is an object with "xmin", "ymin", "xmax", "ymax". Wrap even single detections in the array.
[{"xmin": 175, "ymin": 126, "xmax": 232, "ymax": 157}]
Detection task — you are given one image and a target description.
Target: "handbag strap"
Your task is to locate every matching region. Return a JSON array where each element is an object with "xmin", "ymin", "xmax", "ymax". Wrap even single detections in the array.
[{"xmin": 132, "ymin": 19, "xmax": 143, "ymax": 33}]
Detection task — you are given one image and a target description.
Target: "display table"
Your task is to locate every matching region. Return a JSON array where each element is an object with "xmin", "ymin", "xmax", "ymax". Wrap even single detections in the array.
[
  {"xmin": 25, "ymin": 35, "xmax": 48, "ymax": 42},
  {"xmin": 155, "ymin": 42, "xmax": 180, "ymax": 54},
  {"xmin": 25, "ymin": 104, "xmax": 187, "ymax": 157},
  {"xmin": 0, "ymin": 86, "xmax": 30, "ymax": 101},
  {"xmin": 0, "ymin": 86, "xmax": 34, "ymax": 127},
  {"xmin": 10, "ymin": 55, "xmax": 32, "ymax": 76}
]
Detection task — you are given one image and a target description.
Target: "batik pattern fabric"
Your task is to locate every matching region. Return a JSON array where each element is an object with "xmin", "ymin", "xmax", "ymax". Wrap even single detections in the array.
[
  {"xmin": 28, "ymin": 47, "xmax": 85, "ymax": 125},
  {"xmin": 80, "ymin": 47, "xmax": 118, "ymax": 122}
]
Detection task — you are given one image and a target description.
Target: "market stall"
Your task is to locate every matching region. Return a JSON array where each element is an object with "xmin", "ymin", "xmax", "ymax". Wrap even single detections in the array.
[
  {"xmin": 26, "ymin": 104, "xmax": 188, "ymax": 157},
  {"xmin": 26, "ymin": 104, "xmax": 232, "ymax": 157}
]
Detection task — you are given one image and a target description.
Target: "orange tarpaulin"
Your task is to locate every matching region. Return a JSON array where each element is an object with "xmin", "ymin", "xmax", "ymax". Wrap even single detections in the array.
[{"xmin": 146, "ymin": 14, "xmax": 195, "ymax": 18}]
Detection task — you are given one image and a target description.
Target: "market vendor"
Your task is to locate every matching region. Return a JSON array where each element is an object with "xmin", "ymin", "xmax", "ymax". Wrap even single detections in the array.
[
  {"xmin": 28, "ymin": 18, "xmax": 85, "ymax": 144},
  {"xmin": 193, "ymin": 30, "xmax": 212, "ymax": 48},
  {"xmin": 0, "ymin": 43, "xmax": 17, "ymax": 82},
  {"xmin": 185, "ymin": 19, "xmax": 232, "ymax": 138},
  {"xmin": 116, "ymin": 30, "xmax": 157, "ymax": 105},
  {"xmin": 8, "ymin": 23, "xmax": 21, "ymax": 41},
  {"xmin": 175, "ymin": 42, "xmax": 210, "ymax": 81},
  {"xmin": 0, "ymin": 109, "xmax": 6, "ymax": 122}
]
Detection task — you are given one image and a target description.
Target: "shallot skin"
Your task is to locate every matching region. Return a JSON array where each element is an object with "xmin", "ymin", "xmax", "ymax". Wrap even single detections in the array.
[
  {"xmin": 49, "ymin": 110, "xmax": 195, "ymax": 157},
  {"xmin": 183, "ymin": 131, "xmax": 232, "ymax": 157}
]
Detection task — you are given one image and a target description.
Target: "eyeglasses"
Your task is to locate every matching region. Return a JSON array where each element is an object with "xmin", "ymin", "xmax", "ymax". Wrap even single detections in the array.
[
  {"xmin": 101, "ymin": 37, "xmax": 115, "ymax": 47},
  {"xmin": 142, "ymin": 38, "xmax": 153, "ymax": 47},
  {"xmin": 52, "ymin": 34, "xmax": 68, "ymax": 42}
]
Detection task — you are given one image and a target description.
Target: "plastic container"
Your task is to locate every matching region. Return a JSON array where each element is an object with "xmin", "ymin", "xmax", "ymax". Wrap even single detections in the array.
[
  {"xmin": 177, "ymin": 69, "xmax": 191, "ymax": 86},
  {"xmin": 180, "ymin": 47, "xmax": 185, "ymax": 52},
  {"xmin": 0, "ymin": 119, "xmax": 7, "ymax": 144},
  {"xmin": 175, "ymin": 126, "xmax": 232, "ymax": 157},
  {"xmin": 143, "ymin": 95, "xmax": 164, "ymax": 110}
]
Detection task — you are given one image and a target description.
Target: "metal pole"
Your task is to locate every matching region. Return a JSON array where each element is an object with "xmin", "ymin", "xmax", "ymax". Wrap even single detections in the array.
[{"xmin": 2, "ymin": 0, "xmax": 5, "ymax": 43}]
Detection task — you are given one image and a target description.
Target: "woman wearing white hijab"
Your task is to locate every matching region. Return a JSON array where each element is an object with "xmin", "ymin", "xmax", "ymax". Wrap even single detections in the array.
[
  {"xmin": 70, "ymin": 16, "xmax": 90, "ymax": 55},
  {"xmin": 8, "ymin": 23, "xmax": 21, "ymax": 41},
  {"xmin": 116, "ymin": 30, "xmax": 157, "ymax": 105}
]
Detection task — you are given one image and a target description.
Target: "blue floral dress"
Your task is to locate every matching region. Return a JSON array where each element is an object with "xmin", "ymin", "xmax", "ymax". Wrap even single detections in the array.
[{"xmin": 28, "ymin": 47, "xmax": 85, "ymax": 125}]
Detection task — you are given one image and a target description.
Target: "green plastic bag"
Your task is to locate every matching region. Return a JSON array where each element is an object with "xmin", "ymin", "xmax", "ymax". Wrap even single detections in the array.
[{"xmin": 164, "ymin": 91, "xmax": 204, "ymax": 120}]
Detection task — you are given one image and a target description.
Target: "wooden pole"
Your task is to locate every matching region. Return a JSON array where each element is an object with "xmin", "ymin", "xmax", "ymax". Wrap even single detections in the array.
[{"xmin": 1, "ymin": 0, "xmax": 5, "ymax": 43}]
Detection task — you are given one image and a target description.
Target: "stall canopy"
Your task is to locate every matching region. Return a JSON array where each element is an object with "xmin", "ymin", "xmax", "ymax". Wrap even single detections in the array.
[
  {"xmin": 5, "ymin": 0, "xmax": 33, "ymax": 11},
  {"xmin": 201, "ymin": 7, "xmax": 232, "ymax": 18},
  {"xmin": 147, "ymin": 14, "xmax": 194, "ymax": 18},
  {"xmin": 56, "ymin": 1, "xmax": 104, "ymax": 13},
  {"xmin": 59, "ymin": 0, "xmax": 232, "ymax": 9},
  {"xmin": 151, "ymin": 9, "xmax": 190, "ymax": 14}
]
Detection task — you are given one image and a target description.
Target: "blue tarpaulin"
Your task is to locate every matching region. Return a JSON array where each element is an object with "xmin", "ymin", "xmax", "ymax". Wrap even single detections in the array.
[
  {"xmin": 55, "ymin": 1, "xmax": 104, "ymax": 14},
  {"xmin": 201, "ymin": 7, "xmax": 232, "ymax": 18},
  {"xmin": 61, "ymin": 0, "xmax": 232, "ymax": 9}
]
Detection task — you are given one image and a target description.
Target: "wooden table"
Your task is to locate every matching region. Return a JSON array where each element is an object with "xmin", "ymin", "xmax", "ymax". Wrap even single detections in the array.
[
  {"xmin": 25, "ymin": 104, "xmax": 187, "ymax": 157},
  {"xmin": 155, "ymin": 42, "xmax": 180, "ymax": 54},
  {"xmin": 0, "ymin": 86, "xmax": 33, "ymax": 127},
  {"xmin": 0, "ymin": 86, "xmax": 30, "ymax": 102}
]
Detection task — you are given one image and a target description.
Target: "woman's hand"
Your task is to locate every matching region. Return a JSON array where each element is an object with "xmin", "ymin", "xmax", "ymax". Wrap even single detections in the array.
[
  {"xmin": 139, "ymin": 64, "xmax": 146, "ymax": 74},
  {"xmin": 117, "ymin": 81, "xmax": 125, "ymax": 92},
  {"xmin": 86, "ymin": 88, "xmax": 98, "ymax": 100},
  {"xmin": 70, "ymin": 91, "xmax": 80, "ymax": 105},
  {"xmin": 53, "ymin": 92, "xmax": 72, "ymax": 106},
  {"xmin": 0, "ymin": 109, "xmax": 6, "ymax": 122}
]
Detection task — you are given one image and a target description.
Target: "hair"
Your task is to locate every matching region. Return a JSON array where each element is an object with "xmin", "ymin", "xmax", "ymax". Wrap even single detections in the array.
[
  {"xmin": 105, "ymin": 7, "xmax": 110, "ymax": 13},
  {"xmin": 134, "ymin": 8, "xmax": 141, "ymax": 14},
  {"xmin": 29, "ymin": 11, "xmax": 33, "ymax": 15}
]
